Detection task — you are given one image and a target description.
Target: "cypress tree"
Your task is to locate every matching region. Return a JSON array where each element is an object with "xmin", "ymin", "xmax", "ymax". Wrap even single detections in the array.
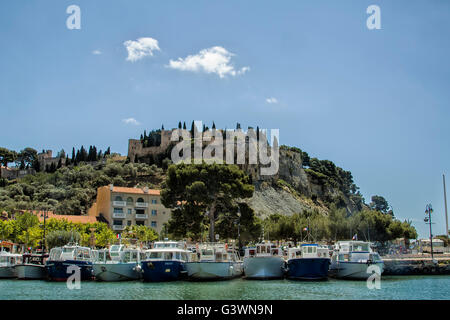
[
  {"xmin": 178, "ymin": 121, "xmax": 182, "ymax": 129},
  {"xmin": 183, "ymin": 122, "xmax": 186, "ymax": 130},
  {"xmin": 71, "ymin": 147, "xmax": 75, "ymax": 162},
  {"xmin": 57, "ymin": 158, "xmax": 62, "ymax": 169},
  {"xmin": 33, "ymin": 159, "xmax": 40, "ymax": 172},
  {"xmin": 212, "ymin": 121, "xmax": 216, "ymax": 129}
]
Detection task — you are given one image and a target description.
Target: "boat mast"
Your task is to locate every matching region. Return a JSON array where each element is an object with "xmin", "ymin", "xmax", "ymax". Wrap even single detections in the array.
[{"xmin": 444, "ymin": 174, "xmax": 449, "ymax": 242}]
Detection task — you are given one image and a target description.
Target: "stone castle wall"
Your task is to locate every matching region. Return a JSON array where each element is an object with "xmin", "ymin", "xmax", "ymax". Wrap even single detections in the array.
[{"xmin": 127, "ymin": 128, "xmax": 280, "ymax": 182}]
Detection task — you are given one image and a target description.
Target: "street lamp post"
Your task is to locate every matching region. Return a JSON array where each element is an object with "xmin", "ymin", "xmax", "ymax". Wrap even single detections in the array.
[
  {"xmin": 236, "ymin": 207, "xmax": 241, "ymax": 250},
  {"xmin": 424, "ymin": 204, "xmax": 434, "ymax": 261},
  {"xmin": 40, "ymin": 209, "xmax": 48, "ymax": 253}
]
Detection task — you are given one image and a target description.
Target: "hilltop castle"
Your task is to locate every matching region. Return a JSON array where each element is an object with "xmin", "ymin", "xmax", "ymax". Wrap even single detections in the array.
[{"xmin": 127, "ymin": 126, "xmax": 278, "ymax": 182}]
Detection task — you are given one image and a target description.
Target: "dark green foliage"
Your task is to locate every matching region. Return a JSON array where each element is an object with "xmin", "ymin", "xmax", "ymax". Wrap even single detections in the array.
[
  {"xmin": 140, "ymin": 130, "xmax": 162, "ymax": 148},
  {"xmin": 162, "ymin": 162, "xmax": 255, "ymax": 241},
  {"xmin": 370, "ymin": 195, "xmax": 391, "ymax": 214}
]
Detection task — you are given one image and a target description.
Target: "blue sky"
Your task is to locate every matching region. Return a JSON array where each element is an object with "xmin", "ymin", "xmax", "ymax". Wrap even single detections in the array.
[{"xmin": 1, "ymin": 1, "xmax": 449, "ymax": 238}]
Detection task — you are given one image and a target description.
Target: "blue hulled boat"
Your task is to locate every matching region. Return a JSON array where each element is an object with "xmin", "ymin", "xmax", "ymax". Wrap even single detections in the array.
[
  {"xmin": 45, "ymin": 243, "xmax": 94, "ymax": 282},
  {"xmin": 140, "ymin": 241, "xmax": 190, "ymax": 282},
  {"xmin": 287, "ymin": 244, "xmax": 330, "ymax": 280}
]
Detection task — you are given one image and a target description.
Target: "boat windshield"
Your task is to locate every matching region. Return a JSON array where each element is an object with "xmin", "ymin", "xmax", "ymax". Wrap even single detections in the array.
[
  {"xmin": 147, "ymin": 251, "xmax": 176, "ymax": 260},
  {"xmin": 122, "ymin": 251, "xmax": 139, "ymax": 262},
  {"xmin": 352, "ymin": 243, "xmax": 370, "ymax": 252},
  {"xmin": 201, "ymin": 249, "xmax": 214, "ymax": 256}
]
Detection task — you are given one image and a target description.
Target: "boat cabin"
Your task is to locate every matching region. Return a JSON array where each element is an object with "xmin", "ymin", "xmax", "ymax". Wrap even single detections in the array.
[
  {"xmin": 332, "ymin": 241, "xmax": 382, "ymax": 263},
  {"xmin": 93, "ymin": 245, "xmax": 142, "ymax": 263},
  {"xmin": 288, "ymin": 244, "xmax": 329, "ymax": 259},
  {"xmin": 21, "ymin": 253, "xmax": 48, "ymax": 265},
  {"xmin": 0, "ymin": 252, "xmax": 22, "ymax": 267},
  {"xmin": 191, "ymin": 243, "xmax": 238, "ymax": 262},
  {"xmin": 244, "ymin": 242, "xmax": 282, "ymax": 258},
  {"xmin": 153, "ymin": 241, "xmax": 186, "ymax": 250},
  {"xmin": 48, "ymin": 244, "xmax": 92, "ymax": 261}
]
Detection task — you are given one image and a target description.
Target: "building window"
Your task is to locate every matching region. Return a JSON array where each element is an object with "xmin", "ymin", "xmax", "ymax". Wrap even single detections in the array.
[
  {"xmin": 127, "ymin": 208, "xmax": 132, "ymax": 214},
  {"xmin": 127, "ymin": 220, "xmax": 132, "ymax": 226},
  {"xmin": 126, "ymin": 197, "xmax": 133, "ymax": 205},
  {"xmin": 151, "ymin": 199, "xmax": 157, "ymax": 204},
  {"xmin": 137, "ymin": 197, "xmax": 144, "ymax": 203},
  {"xmin": 136, "ymin": 209, "xmax": 145, "ymax": 215},
  {"xmin": 151, "ymin": 210, "xmax": 157, "ymax": 216},
  {"xmin": 114, "ymin": 196, "xmax": 123, "ymax": 202},
  {"xmin": 113, "ymin": 208, "xmax": 123, "ymax": 213},
  {"xmin": 136, "ymin": 221, "xmax": 145, "ymax": 226},
  {"xmin": 151, "ymin": 221, "xmax": 157, "ymax": 228},
  {"xmin": 113, "ymin": 220, "xmax": 123, "ymax": 226}
]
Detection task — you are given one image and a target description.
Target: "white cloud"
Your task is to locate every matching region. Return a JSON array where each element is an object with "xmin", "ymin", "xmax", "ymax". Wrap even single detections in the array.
[
  {"xmin": 92, "ymin": 50, "xmax": 102, "ymax": 55},
  {"xmin": 123, "ymin": 37, "xmax": 160, "ymax": 62},
  {"xmin": 122, "ymin": 118, "xmax": 141, "ymax": 126},
  {"xmin": 167, "ymin": 46, "xmax": 249, "ymax": 78},
  {"xmin": 266, "ymin": 97, "xmax": 278, "ymax": 104}
]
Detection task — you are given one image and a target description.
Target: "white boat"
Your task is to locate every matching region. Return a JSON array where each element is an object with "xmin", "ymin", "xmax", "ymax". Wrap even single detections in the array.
[
  {"xmin": 15, "ymin": 253, "xmax": 48, "ymax": 280},
  {"xmin": 185, "ymin": 243, "xmax": 243, "ymax": 281},
  {"xmin": 243, "ymin": 242, "xmax": 285, "ymax": 280},
  {"xmin": 0, "ymin": 250, "xmax": 22, "ymax": 278},
  {"xmin": 329, "ymin": 241, "xmax": 384, "ymax": 280},
  {"xmin": 92, "ymin": 245, "xmax": 142, "ymax": 281}
]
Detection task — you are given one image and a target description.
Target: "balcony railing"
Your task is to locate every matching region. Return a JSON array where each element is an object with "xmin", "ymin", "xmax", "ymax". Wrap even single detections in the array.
[
  {"xmin": 135, "ymin": 202, "xmax": 148, "ymax": 208},
  {"xmin": 135, "ymin": 214, "xmax": 148, "ymax": 219},
  {"xmin": 112, "ymin": 212, "xmax": 125, "ymax": 218},
  {"xmin": 112, "ymin": 225, "xmax": 125, "ymax": 231},
  {"xmin": 113, "ymin": 201, "xmax": 127, "ymax": 207}
]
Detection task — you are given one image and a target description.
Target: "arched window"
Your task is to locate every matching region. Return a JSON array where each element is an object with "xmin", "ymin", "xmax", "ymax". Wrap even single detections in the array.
[
  {"xmin": 126, "ymin": 197, "xmax": 133, "ymax": 205},
  {"xmin": 137, "ymin": 197, "xmax": 144, "ymax": 203},
  {"xmin": 115, "ymin": 196, "xmax": 123, "ymax": 202}
]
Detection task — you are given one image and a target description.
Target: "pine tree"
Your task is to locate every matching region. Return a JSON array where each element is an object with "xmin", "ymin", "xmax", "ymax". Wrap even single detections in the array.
[{"xmin": 32, "ymin": 159, "xmax": 40, "ymax": 172}]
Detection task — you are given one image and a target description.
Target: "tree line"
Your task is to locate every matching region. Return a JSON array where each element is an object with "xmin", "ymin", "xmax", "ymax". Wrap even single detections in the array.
[{"xmin": 0, "ymin": 211, "xmax": 158, "ymax": 250}]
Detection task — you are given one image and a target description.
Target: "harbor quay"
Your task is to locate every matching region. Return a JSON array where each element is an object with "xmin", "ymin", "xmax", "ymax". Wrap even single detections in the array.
[{"xmin": 382, "ymin": 254, "xmax": 450, "ymax": 275}]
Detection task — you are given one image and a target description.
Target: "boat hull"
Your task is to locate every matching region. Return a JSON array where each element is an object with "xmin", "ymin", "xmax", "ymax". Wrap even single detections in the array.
[
  {"xmin": 45, "ymin": 260, "xmax": 93, "ymax": 281},
  {"xmin": 0, "ymin": 266, "xmax": 16, "ymax": 279},
  {"xmin": 243, "ymin": 256, "xmax": 285, "ymax": 280},
  {"xmin": 287, "ymin": 258, "xmax": 330, "ymax": 280},
  {"xmin": 16, "ymin": 265, "xmax": 47, "ymax": 280},
  {"xmin": 186, "ymin": 261, "xmax": 243, "ymax": 281},
  {"xmin": 93, "ymin": 263, "xmax": 141, "ymax": 281},
  {"xmin": 329, "ymin": 261, "xmax": 384, "ymax": 280},
  {"xmin": 141, "ymin": 260, "xmax": 186, "ymax": 282}
]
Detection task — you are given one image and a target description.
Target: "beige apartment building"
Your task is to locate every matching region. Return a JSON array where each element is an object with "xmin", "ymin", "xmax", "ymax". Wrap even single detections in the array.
[{"xmin": 88, "ymin": 185, "xmax": 172, "ymax": 234}]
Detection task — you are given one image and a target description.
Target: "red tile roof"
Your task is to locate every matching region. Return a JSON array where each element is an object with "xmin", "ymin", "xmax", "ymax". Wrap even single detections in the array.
[
  {"xmin": 32, "ymin": 211, "xmax": 97, "ymax": 224},
  {"xmin": 112, "ymin": 186, "xmax": 160, "ymax": 196}
]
